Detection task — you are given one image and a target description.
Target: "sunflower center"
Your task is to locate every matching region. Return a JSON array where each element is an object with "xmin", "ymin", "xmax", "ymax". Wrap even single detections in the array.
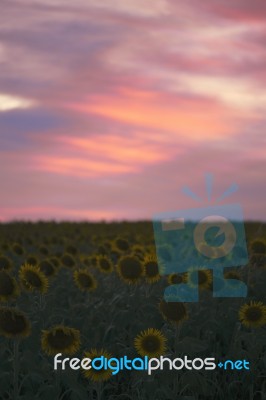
[
  {"xmin": 47, "ymin": 330, "xmax": 75, "ymax": 349},
  {"xmin": 198, "ymin": 271, "xmax": 208, "ymax": 285},
  {"xmin": 142, "ymin": 335, "xmax": 160, "ymax": 352},
  {"xmin": 0, "ymin": 309, "xmax": 28, "ymax": 334},
  {"xmin": 78, "ymin": 273, "xmax": 93, "ymax": 288},
  {"xmin": 24, "ymin": 270, "xmax": 42, "ymax": 287},
  {"xmin": 160, "ymin": 300, "xmax": 187, "ymax": 322},
  {"xmin": 170, "ymin": 274, "xmax": 183, "ymax": 284},
  {"xmin": 245, "ymin": 307, "xmax": 262, "ymax": 322},
  {"xmin": 146, "ymin": 262, "xmax": 158, "ymax": 277},
  {"xmin": 116, "ymin": 238, "xmax": 129, "ymax": 251}
]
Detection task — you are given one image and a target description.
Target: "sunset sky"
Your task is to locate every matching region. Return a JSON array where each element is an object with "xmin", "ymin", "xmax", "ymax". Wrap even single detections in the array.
[{"xmin": 0, "ymin": 0, "xmax": 265, "ymax": 221}]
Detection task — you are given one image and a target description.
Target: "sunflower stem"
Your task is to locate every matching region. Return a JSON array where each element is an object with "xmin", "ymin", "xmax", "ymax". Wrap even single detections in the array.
[
  {"xmin": 56, "ymin": 368, "xmax": 62, "ymax": 398},
  {"xmin": 95, "ymin": 382, "xmax": 103, "ymax": 400},
  {"xmin": 39, "ymin": 293, "xmax": 43, "ymax": 310},
  {"xmin": 173, "ymin": 322, "xmax": 182, "ymax": 394},
  {"xmin": 39, "ymin": 293, "xmax": 46, "ymax": 327},
  {"xmin": 13, "ymin": 339, "xmax": 19, "ymax": 400},
  {"xmin": 144, "ymin": 284, "xmax": 150, "ymax": 298},
  {"xmin": 174, "ymin": 321, "xmax": 183, "ymax": 352}
]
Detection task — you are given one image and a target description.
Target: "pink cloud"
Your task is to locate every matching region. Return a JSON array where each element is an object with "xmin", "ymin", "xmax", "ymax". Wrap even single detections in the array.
[{"xmin": 69, "ymin": 88, "xmax": 241, "ymax": 141}]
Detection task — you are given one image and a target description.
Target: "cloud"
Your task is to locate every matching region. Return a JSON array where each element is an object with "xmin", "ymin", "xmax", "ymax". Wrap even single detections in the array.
[
  {"xmin": 202, "ymin": 0, "xmax": 266, "ymax": 22},
  {"xmin": 11, "ymin": 0, "xmax": 169, "ymax": 18},
  {"xmin": 69, "ymin": 88, "xmax": 240, "ymax": 140},
  {"xmin": 0, "ymin": 94, "xmax": 35, "ymax": 112},
  {"xmin": 0, "ymin": 0, "xmax": 265, "ymax": 220}
]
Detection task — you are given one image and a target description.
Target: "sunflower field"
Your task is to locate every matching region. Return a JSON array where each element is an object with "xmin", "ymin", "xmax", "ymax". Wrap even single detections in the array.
[{"xmin": 0, "ymin": 221, "xmax": 266, "ymax": 400}]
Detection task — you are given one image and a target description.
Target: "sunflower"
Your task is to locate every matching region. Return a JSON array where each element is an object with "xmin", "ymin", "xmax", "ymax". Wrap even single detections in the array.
[
  {"xmin": 73, "ymin": 269, "xmax": 97, "ymax": 292},
  {"xmin": 97, "ymin": 256, "xmax": 113, "ymax": 274},
  {"xmin": 239, "ymin": 301, "xmax": 266, "ymax": 328},
  {"xmin": 159, "ymin": 300, "xmax": 188, "ymax": 325},
  {"xmin": 224, "ymin": 271, "xmax": 242, "ymax": 286},
  {"xmin": 117, "ymin": 255, "xmax": 144, "ymax": 284},
  {"xmin": 134, "ymin": 328, "xmax": 167, "ymax": 358},
  {"xmin": 61, "ymin": 253, "xmax": 76, "ymax": 268},
  {"xmin": 185, "ymin": 267, "xmax": 212, "ymax": 290},
  {"xmin": 250, "ymin": 254, "xmax": 266, "ymax": 268},
  {"xmin": 131, "ymin": 245, "xmax": 145, "ymax": 261},
  {"xmin": 224, "ymin": 270, "xmax": 242, "ymax": 281},
  {"xmin": 250, "ymin": 239, "xmax": 266, "ymax": 255},
  {"xmin": 131, "ymin": 245, "xmax": 144, "ymax": 258},
  {"xmin": 39, "ymin": 260, "xmax": 56, "ymax": 278},
  {"xmin": 114, "ymin": 237, "xmax": 130, "ymax": 252},
  {"xmin": 41, "ymin": 325, "xmax": 81, "ymax": 356},
  {"xmin": 0, "ymin": 256, "xmax": 12, "ymax": 271},
  {"xmin": 0, "ymin": 307, "xmax": 31, "ymax": 339},
  {"xmin": 82, "ymin": 348, "xmax": 113, "ymax": 382},
  {"xmin": 167, "ymin": 273, "xmax": 185, "ymax": 285},
  {"xmin": 143, "ymin": 254, "xmax": 161, "ymax": 283},
  {"xmin": 19, "ymin": 264, "xmax": 49, "ymax": 294},
  {"xmin": 0, "ymin": 271, "xmax": 20, "ymax": 303},
  {"xmin": 12, "ymin": 243, "xmax": 24, "ymax": 256}
]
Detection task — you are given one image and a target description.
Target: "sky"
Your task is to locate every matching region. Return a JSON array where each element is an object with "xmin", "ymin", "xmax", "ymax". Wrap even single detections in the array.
[{"xmin": 0, "ymin": 0, "xmax": 265, "ymax": 221}]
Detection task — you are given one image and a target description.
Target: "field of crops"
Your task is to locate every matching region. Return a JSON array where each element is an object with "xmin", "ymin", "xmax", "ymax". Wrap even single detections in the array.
[{"xmin": 0, "ymin": 221, "xmax": 265, "ymax": 400}]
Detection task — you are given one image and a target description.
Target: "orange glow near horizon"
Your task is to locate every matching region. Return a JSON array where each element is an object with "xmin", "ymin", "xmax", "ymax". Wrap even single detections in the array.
[
  {"xmin": 70, "ymin": 89, "xmax": 240, "ymax": 140},
  {"xmin": 56, "ymin": 134, "xmax": 176, "ymax": 163},
  {"xmin": 0, "ymin": 206, "xmax": 117, "ymax": 221},
  {"xmin": 35, "ymin": 155, "xmax": 137, "ymax": 177}
]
